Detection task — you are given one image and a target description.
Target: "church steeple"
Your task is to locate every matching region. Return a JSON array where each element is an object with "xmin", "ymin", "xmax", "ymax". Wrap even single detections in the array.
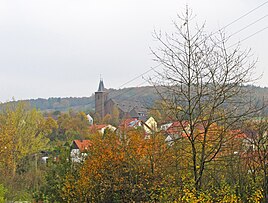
[
  {"xmin": 97, "ymin": 78, "xmax": 105, "ymax": 92},
  {"xmin": 95, "ymin": 78, "xmax": 108, "ymax": 119}
]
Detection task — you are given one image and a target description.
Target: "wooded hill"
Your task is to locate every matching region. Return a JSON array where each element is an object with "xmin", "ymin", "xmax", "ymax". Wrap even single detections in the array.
[
  {"xmin": 1, "ymin": 86, "xmax": 160, "ymax": 113},
  {"xmin": 1, "ymin": 85, "xmax": 268, "ymax": 113}
]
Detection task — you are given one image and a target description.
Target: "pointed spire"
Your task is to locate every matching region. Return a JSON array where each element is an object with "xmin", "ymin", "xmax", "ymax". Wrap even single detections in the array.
[{"xmin": 97, "ymin": 78, "xmax": 105, "ymax": 92}]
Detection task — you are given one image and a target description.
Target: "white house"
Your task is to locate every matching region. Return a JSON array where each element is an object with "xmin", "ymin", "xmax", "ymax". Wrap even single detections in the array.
[
  {"xmin": 70, "ymin": 140, "xmax": 92, "ymax": 163},
  {"xmin": 87, "ymin": 114, "xmax": 94, "ymax": 125},
  {"xmin": 143, "ymin": 117, "xmax": 158, "ymax": 134}
]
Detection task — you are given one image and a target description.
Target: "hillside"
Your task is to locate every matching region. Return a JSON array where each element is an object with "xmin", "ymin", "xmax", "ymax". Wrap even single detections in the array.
[
  {"xmin": 0, "ymin": 86, "xmax": 160, "ymax": 113},
  {"xmin": 1, "ymin": 85, "xmax": 268, "ymax": 114}
]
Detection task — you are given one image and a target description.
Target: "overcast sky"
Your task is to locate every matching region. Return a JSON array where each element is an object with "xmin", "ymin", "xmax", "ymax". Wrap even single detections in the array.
[{"xmin": 0, "ymin": 0, "xmax": 267, "ymax": 102}]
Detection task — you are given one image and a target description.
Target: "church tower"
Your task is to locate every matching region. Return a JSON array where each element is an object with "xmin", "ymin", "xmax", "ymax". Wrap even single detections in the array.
[{"xmin": 95, "ymin": 79, "xmax": 107, "ymax": 119}]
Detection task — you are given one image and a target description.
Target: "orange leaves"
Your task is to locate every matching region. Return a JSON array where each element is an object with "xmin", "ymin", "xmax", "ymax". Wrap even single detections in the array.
[{"xmin": 61, "ymin": 129, "xmax": 172, "ymax": 202}]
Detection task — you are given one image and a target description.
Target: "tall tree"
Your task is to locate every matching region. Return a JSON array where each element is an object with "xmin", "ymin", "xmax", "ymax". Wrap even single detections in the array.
[
  {"xmin": 0, "ymin": 102, "xmax": 49, "ymax": 176},
  {"xmin": 243, "ymin": 120, "xmax": 268, "ymax": 200},
  {"xmin": 0, "ymin": 102, "xmax": 53, "ymax": 201},
  {"xmin": 151, "ymin": 8, "xmax": 261, "ymax": 192}
]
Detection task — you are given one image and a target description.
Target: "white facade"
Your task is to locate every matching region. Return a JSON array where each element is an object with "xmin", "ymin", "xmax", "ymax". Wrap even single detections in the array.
[
  {"xmin": 70, "ymin": 148, "xmax": 87, "ymax": 163},
  {"xmin": 87, "ymin": 114, "xmax": 94, "ymax": 125}
]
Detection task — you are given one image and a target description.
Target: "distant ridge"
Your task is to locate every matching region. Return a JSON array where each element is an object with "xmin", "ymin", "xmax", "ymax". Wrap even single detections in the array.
[
  {"xmin": 1, "ymin": 85, "xmax": 268, "ymax": 114},
  {"xmin": 0, "ymin": 86, "xmax": 159, "ymax": 113}
]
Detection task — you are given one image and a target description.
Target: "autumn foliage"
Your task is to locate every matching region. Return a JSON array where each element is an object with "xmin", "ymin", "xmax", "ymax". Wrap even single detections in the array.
[
  {"xmin": 60, "ymin": 130, "xmax": 167, "ymax": 202},
  {"xmin": 0, "ymin": 102, "xmax": 266, "ymax": 202},
  {"xmin": 55, "ymin": 125, "xmax": 265, "ymax": 202}
]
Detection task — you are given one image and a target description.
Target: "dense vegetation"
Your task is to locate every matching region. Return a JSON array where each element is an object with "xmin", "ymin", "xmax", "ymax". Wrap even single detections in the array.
[
  {"xmin": 0, "ymin": 102, "xmax": 92, "ymax": 202},
  {"xmin": 0, "ymin": 100, "xmax": 266, "ymax": 202}
]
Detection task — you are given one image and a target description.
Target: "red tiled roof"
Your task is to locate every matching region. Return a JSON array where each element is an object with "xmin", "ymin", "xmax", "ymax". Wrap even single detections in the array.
[
  {"xmin": 166, "ymin": 121, "xmax": 189, "ymax": 135},
  {"xmin": 89, "ymin": 124, "xmax": 108, "ymax": 131},
  {"xmin": 73, "ymin": 140, "xmax": 92, "ymax": 152},
  {"xmin": 120, "ymin": 118, "xmax": 141, "ymax": 128}
]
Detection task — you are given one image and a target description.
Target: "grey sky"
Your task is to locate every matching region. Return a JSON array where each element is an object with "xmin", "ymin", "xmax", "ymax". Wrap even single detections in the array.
[{"xmin": 0, "ymin": 0, "xmax": 267, "ymax": 102}]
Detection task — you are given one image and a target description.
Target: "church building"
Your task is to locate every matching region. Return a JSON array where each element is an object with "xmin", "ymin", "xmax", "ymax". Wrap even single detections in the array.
[{"xmin": 95, "ymin": 79, "xmax": 147, "ymax": 121}]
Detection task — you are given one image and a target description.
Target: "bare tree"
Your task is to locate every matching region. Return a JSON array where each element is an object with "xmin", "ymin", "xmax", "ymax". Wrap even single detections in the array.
[
  {"xmin": 244, "ymin": 120, "xmax": 268, "ymax": 200},
  {"xmin": 151, "ymin": 8, "xmax": 261, "ymax": 192}
]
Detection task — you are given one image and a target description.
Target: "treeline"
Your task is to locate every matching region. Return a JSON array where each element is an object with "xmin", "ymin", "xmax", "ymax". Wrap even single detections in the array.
[
  {"xmin": 1, "ymin": 85, "xmax": 268, "ymax": 114},
  {"xmin": 0, "ymin": 86, "xmax": 160, "ymax": 112},
  {"xmin": 1, "ymin": 97, "xmax": 94, "ymax": 112}
]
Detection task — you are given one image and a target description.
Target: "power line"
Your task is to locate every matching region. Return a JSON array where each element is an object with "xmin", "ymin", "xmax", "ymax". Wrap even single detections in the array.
[
  {"xmin": 93, "ymin": 26, "xmax": 268, "ymax": 113},
  {"xmin": 88, "ymin": 64, "xmax": 161, "ymax": 109},
  {"xmin": 92, "ymin": 2, "xmax": 268, "ymax": 112},
  {"xmin": 229, "ymin": 14, "xmax": 268, "ymax": 38},
  {"xmin": 113, "ymin": 1, "xmax": 268, "ymax": 92},
  {"xmin": 112, "ymin": 75, "xmax": 159, "ymax": 101},
  {"xmin": 220, "ymin": 0, "xmax": 268, "ymax": 31},
  {"xmin": 124, "ymin": 25, "xmax": 268, "ymax": 110},
  {"xmin": 108, "ymin": 1, "xmax": 268, "ymax": 94},
  {"xmin": 119, "ymin": 64, "xmax": 161, "ymax": 88},
  {"xmin": 228, "ymin": 26, "xmax": 268, "ymax": 49},
  {"xmin": 111, "ymin": 1, "xmax": 268, "ymax": 93}
]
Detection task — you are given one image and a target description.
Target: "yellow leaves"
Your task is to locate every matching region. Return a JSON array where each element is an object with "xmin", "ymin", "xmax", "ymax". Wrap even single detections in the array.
[
  {"xmin": 176, "ymin": 189, "xmax": 197, "ymax": 203},
  {"xmin": 44, "ymin": 117, "xmax": 58, "ymax": 132},
  {"xmin": 173, "ymin": 188, "xmax": 214, "ymax": 203},
  {"xmin": 0, "ymin": 102, "xmax": 49, "ymax": 174},
  {"xmin": 247, "ymin": 189, "xmax": 263, "ymax": 203},
  {"xmin": 173, "ymin": 187, "xmax": 243, "ymax": 203},
  {"xmin": 221, "ymin": 195, "xmax": 241, "ymax": 203}
]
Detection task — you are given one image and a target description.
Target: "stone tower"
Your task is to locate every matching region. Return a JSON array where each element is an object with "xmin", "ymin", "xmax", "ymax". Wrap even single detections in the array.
[{"xmin": 95, "ymin": 79, "xmax": 107, "ymax": 119}]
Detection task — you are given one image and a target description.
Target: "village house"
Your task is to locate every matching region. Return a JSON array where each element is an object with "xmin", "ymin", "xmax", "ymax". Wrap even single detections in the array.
[
  {"xmin": 120, "ymin": 118, "xmax": 143, "ymax": 129},
  {"xmin": 163, "ymin": 121, "xmax": 189, "ymax": 145},
  {"xmin": 89, "ymin": 124, "xmax": 116, "ymax": 135},
  {"xmin": 144, "ymin": 116, "xmax": 157, "ymax": 134},
  {"xmin": 70, "ymin": 140, "xmax": 92, "ymax": 162},
  {"xmin": 86, "ymin": 114, "xmax": 94, "ymax": 125},
  {"xmin": 162, "ymin": 120, "xmax": 252, "ymax": 156},
  {"xmin": 119, "ymin": 116, "xmax": 158, "ymax": 139}
]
